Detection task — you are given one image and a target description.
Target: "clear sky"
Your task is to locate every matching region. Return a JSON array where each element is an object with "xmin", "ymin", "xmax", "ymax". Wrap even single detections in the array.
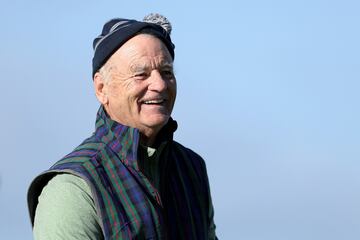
[{"xmin": 1, "ymin": 0, "xmax": 359, "ymax": 239}]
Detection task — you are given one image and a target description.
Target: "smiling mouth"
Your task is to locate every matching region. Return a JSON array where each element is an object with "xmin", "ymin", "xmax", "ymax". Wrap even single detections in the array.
[{"xmin": 142, "ymin": 99, "xmax": 166, "ymax": 105}]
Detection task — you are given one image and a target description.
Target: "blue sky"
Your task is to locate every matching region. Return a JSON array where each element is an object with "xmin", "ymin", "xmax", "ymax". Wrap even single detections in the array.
[{"xmin": 1, "ymin": 0, "xmax": 359, "ymax": 239}]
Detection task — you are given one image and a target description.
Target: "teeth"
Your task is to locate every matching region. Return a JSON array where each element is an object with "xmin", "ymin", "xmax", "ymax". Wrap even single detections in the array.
[{"xmin": 144, "ymin": 99, "xmax": 164, "ymax": 104}]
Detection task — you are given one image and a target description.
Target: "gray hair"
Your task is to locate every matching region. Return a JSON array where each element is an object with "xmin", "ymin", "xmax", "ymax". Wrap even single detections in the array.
[{"xmin": 98, "ymin": 61, "xmax": 114, "ymax": 83}]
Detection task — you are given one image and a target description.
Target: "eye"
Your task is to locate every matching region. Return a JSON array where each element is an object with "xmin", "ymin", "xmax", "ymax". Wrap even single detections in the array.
[
  {"xmin": 133, "ymin": 72, "xmax": 149, "ymax": 80},
  {"xmin": 161, "ymin": 69, "xmax": 174, "ymax": 79}
]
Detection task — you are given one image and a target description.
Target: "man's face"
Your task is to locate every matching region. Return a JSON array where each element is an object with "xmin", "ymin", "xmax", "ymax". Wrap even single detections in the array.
[{"xmin": 96, "ymin": 34, "xmax": 177, "ymax": 139}]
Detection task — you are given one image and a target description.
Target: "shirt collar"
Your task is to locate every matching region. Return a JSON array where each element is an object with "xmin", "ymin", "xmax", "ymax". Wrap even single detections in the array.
[{"xmin": 94, "ymin": 105, "xmax": 177, "ymax": 170}]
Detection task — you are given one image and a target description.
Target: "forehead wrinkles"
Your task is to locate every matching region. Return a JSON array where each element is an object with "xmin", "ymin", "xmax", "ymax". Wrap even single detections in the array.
[{"xmin": 129, "ymin": 56, "xmax": 173, "ymax": 72}]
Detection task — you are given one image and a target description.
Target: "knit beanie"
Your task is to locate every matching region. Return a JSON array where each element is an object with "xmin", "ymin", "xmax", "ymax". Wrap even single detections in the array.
[{"xmin": 92, "ymin": 13, "xmax": 175, "ymax": 77}]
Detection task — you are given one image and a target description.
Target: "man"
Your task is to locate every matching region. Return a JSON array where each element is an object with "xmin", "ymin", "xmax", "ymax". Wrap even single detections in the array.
[{"xmin": 27, "ymin": 14, "xmax": 217, "ymax": 240}]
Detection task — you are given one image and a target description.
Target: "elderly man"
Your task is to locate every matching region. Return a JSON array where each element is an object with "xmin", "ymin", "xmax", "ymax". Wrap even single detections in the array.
[{"xmin": 27, "ymin": 14, "xmax": 217, "ymax": 240}]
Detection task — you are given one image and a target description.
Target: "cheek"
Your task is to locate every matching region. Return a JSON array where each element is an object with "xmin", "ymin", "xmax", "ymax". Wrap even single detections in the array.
[
  {"xmin": 107, "ymin": 82, "xmax": 122, "ymax": 97},
  {"xmin": 130, "ymin": 82, "xmax": 149, "ymax": 99},
  {"xmin": 106, "ymin": 85, "xmax": 128, "ymax": 110},
  {"xmin": 108, "ymin": 81, "xmax": 134, "ymax": 101}
]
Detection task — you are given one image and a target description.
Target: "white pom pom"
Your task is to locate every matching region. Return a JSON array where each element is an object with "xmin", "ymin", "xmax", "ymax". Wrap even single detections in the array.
[{"xmin": 143, "ymin": 13, "xmax": 172, "ymax": 35}]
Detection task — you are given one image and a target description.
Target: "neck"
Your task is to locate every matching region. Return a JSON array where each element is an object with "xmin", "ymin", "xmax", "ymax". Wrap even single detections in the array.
[{"xmin": 139, "ymin": 129, "xmax": 159, "ymax": 147}]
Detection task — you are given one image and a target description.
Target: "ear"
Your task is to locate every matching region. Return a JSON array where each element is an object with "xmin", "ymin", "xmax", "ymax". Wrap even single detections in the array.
[{"xmin": 93, "ymin": 72, "xmax": 108, "ymax": 105}]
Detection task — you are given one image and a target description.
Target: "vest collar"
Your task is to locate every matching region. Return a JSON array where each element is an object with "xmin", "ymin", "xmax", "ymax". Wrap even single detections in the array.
[{"xmin": 94, "ymin": 105, "xmax": 177, "ymax": 170}]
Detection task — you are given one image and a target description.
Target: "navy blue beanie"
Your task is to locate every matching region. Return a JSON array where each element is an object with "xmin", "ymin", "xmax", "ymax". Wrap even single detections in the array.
[{"xmin": 92, "ymin": 14, "xmax": 175, "ymax": 77}]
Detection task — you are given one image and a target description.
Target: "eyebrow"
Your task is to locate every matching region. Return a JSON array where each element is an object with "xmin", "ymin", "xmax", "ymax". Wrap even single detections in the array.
[{"xmin": 130, "ymin": 61, "xmax": 173, "ymax": 73}]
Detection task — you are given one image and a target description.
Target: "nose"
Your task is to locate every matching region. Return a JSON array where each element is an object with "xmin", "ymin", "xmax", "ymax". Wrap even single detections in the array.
[{"xmin": 148, "ymin": 70, "xmax": 167, "ymax": 92}]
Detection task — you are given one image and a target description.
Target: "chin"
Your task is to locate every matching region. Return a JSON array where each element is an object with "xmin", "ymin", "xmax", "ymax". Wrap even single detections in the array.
[{"xmin": 142, "ymin": 114, "xmax": 170, "ymax": 129}]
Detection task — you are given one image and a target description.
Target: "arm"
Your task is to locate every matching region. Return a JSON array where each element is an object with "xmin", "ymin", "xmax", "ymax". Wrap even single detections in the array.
[{"xmin": 33, "ymin": 174, "xmax": 103, "ymax": 240}]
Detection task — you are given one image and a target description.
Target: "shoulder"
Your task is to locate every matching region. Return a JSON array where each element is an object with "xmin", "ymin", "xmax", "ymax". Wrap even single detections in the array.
[
  {"xmin": 40, "ymin": 173, "xmax": 91, "ymax": 197},
  {"xmin": 28, "ymin": 138, "xmax": 108, "ymax": 222},
  {"xmin": 172, "ymin": 141, "xmax": 206, "ymax": 166}
]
